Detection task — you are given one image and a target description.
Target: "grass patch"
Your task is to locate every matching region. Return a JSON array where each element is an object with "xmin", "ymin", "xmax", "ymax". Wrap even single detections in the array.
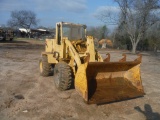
[
  {"xmin": 13, "ymin": 37, "xmax": 45, "ymax": 44},
  {"xmin": 15, "ymin": 37, "xmax": 41, "ymax": 41}
]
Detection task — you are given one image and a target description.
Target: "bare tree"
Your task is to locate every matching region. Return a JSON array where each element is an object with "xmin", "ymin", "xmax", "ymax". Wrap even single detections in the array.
[
  {"xmin": 98, "ymin": 0, "xmax": 160, "ymax": 53},
  {"xmin": 8, "ymin": 10, "xmax": 39, "ymax": 38}
]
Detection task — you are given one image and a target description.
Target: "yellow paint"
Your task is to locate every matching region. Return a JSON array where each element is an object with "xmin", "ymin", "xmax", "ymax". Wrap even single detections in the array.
[
  {"xmin": 47, "ymin": 54, "xmax": 58, "ymax": 63},
  {"xmin": 45, "ymin": 39, "xmax": 54, "ymax": 52},
  {"xmin": 39, "ymin": 60, "xmax": 43, "ymax": 73},
  {"xmin": 75, "ymin": 63, "xmax": 88, "ymax": 101}
]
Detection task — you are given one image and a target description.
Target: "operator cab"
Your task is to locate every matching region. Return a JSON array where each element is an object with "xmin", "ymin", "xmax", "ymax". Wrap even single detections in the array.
[
  {"xmin": 62, "ymin": 23, "xmax": 86, "ymax": 41},
  {"xmin": 56, "ymin": 22, "xmax": 87, "ymax": 44},
  {"xmin": 56, "ymin": 22, "xmax": 87, "ymax": 53}
]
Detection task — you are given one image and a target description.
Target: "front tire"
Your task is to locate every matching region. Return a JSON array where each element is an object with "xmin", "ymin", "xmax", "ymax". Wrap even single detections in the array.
[
  {"xmin": 54, "ymin": 62, "xmax": 73, "ymax": 90},
  {"xmin": 39, "ymin": 55, "xmax": 53, "ymax": 77}
]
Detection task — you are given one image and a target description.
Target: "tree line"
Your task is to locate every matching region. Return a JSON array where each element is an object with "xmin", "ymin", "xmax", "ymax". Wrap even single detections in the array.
[{"xmin": 3, "ymin": 0, "xmax": 160, "ymax": 53}]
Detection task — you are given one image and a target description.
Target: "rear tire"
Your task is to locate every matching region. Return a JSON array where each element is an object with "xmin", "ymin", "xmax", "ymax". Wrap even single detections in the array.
[
  {"xmin": 39, "ymin": 55, "xmax": 53, "ymax": 77},
  {"xmin": 54, "ymin": 62, "xmax": 73, "ymax": 90}
]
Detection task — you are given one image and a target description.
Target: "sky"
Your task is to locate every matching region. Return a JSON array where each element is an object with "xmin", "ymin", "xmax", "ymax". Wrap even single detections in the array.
[{"xmin": 0, "ymin": 0, "xmax": 118, "ymax": 28}]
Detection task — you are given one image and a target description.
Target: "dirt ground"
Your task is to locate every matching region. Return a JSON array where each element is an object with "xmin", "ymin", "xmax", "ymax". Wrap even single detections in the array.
[{"xmin": 0, "ymin": 40, "xmax": 160, "ymax": 120}]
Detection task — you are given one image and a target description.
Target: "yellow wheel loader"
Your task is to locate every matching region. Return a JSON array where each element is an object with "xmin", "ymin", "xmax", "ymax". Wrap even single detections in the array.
[{"xmin": 39, "ymin": 22, "xmax": 144, "ymax": 104}]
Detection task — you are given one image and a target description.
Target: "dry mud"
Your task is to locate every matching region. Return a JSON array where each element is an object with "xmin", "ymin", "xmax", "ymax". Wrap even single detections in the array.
[{"xmin": 0, "ymin": 40, "xmax": 160, "ymax": 120}]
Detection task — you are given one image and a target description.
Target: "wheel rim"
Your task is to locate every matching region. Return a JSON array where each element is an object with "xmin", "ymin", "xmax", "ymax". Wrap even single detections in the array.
[{"xmin": 39, "ymin": 61, "xmax": 43, "ymax": 73}]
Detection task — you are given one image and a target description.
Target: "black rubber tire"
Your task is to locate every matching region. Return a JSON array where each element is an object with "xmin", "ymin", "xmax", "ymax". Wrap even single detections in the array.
[
  {"xmin": 54, "ymin": 62, "xmax": 73, "ymax": 91},
  {"xmin": 39, "ymin": 55, "xmax": 53, "ymax": 77}
]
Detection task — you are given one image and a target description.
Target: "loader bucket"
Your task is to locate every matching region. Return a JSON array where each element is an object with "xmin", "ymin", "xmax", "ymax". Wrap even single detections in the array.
[{"xmin": 75, "ymin": 55, "xmax": 144, "ymax": 104}]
